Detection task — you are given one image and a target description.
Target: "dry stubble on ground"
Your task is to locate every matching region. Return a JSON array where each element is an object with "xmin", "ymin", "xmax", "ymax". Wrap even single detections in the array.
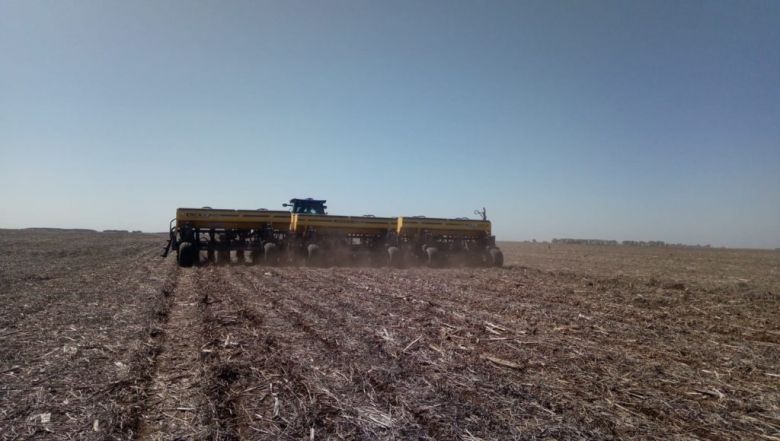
[{"xmin": 1, "ymin": 230, "xmax": 778, "ymax": 440}]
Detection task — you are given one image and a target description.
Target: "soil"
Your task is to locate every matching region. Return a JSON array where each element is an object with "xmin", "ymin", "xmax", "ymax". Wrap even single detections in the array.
[{"xmin": 1, "ymin": 229, "xmax": 778, "ymax": 440}]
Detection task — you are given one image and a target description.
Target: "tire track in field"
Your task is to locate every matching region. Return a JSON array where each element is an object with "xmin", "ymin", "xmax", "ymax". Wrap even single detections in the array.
[
  {"xmin": 135, "ymin": 268, "xmax": 208, "ymax": 440},
  {"xmin": 99, "ymin": 257, "xmax": 180, "ymax": 439},
  {"xmin": 196, "ymin": 265, "xmax": 257, "ymax": 440}
]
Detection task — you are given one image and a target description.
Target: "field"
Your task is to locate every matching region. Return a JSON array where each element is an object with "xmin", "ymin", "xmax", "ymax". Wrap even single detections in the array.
[{"xmin": 1, "ymin": 230, "xmax": 778, "ymax": 440}]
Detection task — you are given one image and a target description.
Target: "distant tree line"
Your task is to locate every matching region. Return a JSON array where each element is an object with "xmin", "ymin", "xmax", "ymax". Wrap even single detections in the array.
[
  {"xmin": 620, "ymin": 240, "xmax": 668, "ymax": 247},
  {"xmin": 552, "ymin": 238, "xmax": 712, "ymax": 248},
  {"xmin": 552, "ymin": 238, "xmax": 619, "ymax": 245}
]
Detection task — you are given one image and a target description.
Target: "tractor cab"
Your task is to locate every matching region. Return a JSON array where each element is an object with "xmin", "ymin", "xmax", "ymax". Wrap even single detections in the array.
[{"xmin": 284, "ymin": 198, "xmax": 327, "ymax": 215}]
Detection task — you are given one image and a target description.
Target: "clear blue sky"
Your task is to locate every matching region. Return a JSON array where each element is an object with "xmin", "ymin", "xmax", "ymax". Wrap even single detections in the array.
[{"xmin": 1, "ymin": 1, "xmax": 778, "ymax": 248}]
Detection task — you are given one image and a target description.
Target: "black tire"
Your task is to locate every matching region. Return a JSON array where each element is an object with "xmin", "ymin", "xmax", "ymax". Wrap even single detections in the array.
[
  {"xmin": 178, "ymin": 242, "xmax": 195, "ymax": 268},
  {"xmin": 217, "ymin": 250, "xmax": 230, "ymax": 265},
  {"xmin": 489, "ymin": 247, "xmax": 503, "ymax": 267}
]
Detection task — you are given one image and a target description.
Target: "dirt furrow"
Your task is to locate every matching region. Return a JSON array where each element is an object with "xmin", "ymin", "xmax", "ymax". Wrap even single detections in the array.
[{"xmin": 135, "ymin": 269, "xmax": 208, "ymax": 440}]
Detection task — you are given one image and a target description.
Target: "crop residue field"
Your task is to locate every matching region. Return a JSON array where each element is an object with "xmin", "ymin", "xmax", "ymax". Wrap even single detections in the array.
[{"xmin": 1, "ymin": 230, "xmax": 778, "ymax": 440}]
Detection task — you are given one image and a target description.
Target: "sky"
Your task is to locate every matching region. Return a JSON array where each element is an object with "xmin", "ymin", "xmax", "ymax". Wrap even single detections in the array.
[{"xmin": 1, "ymin": 1, "xmax": 779, "ymax": 248}]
